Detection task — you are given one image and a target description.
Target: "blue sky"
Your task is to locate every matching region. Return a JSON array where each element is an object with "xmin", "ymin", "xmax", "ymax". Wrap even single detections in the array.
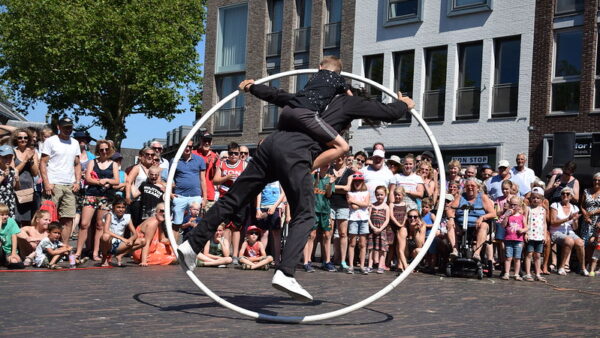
[{"xmin": 21, "ymin": 40, "xmax": 206, "ymax": 150}]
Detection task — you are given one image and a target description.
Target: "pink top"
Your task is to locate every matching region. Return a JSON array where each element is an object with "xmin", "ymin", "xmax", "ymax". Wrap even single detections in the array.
[{"xmin": 504, "ymin": 214, "xmax": 525, "ymax": 241}]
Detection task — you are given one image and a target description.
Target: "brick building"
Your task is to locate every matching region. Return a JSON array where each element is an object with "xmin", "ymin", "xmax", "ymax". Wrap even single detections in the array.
[
  {"xmin": 349, "ymin": 0, "xmax": 536, "ymax": 170},
  {"xmin": 200, "ymin": 0, "xmax": 355, "ymax": 151},
  {"xmin": 529, "ymin": 0, "xmax": 600, "ymax": 183}
]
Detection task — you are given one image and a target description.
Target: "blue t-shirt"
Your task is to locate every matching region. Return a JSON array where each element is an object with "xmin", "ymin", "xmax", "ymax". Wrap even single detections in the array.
[
  {"xmin": 485, "ymin": 174, "xmax": 529, "ymax": 200},
  {"xmin": 172, "ymin": 154, "xmax": 206, "ymax": 197},
  {"xmin": 260, "ymin": 181, "xmax": 280, "ymax": 207}
]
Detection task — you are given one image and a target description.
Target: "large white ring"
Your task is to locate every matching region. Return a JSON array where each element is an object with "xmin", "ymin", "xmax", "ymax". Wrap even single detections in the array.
[{"xmin": 164, "ymin": 69, "xmax": 447, "ymax": 323}]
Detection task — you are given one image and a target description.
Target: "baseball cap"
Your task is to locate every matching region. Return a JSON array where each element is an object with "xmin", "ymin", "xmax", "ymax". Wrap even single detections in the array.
[
  {"xmin": 111, "ymin": 152, "xmax": 123, "ymax": 161},
  {"xmin": 497, "ymin": 160, "xmax": 510, "ymax": 168},
  {"xmin": 372, "ymin": 149, "xmax": 385, "ymax": 158},
  {"xmin": 201, "ymin": 132, "xmax": 213, "ymax": 140},
  {"xmin": 246, "ymin": 225, "xmax": 262, "ymax": 235},
  {"xmin": 531, "ymin": 187, "xmax": 544, "ymax": 196},
  {"xmin": 421, "ymin": 150, "xmax": 434, "ymax": 159},
  {"xmin": 352, "ymin": 172, "xmax": 365, "ymax": 180},
  {"xmin": 0, "ymin": 144, "xmax": 14, "ymax": 157},
  {"xmin": 481, "ymin": 164, "xmax": 492, "ymax": 170},
  {"xmin": 73, "ymin": 131, "xmax": 94, "ymax": 142},
  {"xmin": 58, "ymin": 116, "xmax": 74, "ymax": 126},
  {"xmin": 387, "ymin": 155, "xmax": 401, "ymax": 166},
  {"xmin": 445, "ymin": 194, "xmax": 454, "ymax": 202}
]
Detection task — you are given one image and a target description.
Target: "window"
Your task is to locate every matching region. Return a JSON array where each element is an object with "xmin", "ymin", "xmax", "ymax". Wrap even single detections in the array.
[
  {"xmin": 216, "ymin": 4, "xmax": 248, "ymax": 74},
  {"xmin": 447, "ymin": 0, "xmax": 492, "ymax": 16},
  {"xmin": 555, "ymin": 0, "xmax": 584, "ymax": 16},
  {"xmin": 215, "ymin": 74, "xmax": 245, "ymax": 132},
  {"xmin": 263, "ymin": 67, "xmax": 281, "ymax": 131},
  {"xmin": 393, "ymin": 51, "xmax": 414, "ymax": 123},
  {"xmin": 324, "ymin": 0, "xmax": 342, "ymax": 49},
  {"xmin": 456, "ymin": 42, "xmax": 482, "ymax": 120},
  {"xmin": 596, "ymin": 30, "xmax": 600, "ymax": 110},
  {"xmin": 493, "ymin": 36, "xmax": 520, "ymax": 117},
  {"xmin": 364, "ymin": 54, "xmax": 384, "ymax": 101},
  {"xmin": 552, "ymin": 29, "xmax": 583, "ymax": 113},
  {"xmin": 386, "ymin": 0, "xmax": 422, "ymax": 25},
  {"xmin": 295, "ymin": 0, "xmax": 312, "ymax": 52},
  {"xmin": 267, "ymin": 0, "xmax": 283, "ymax": 56},
  {"xmin": 423, "ymin": 47, "xmax": 447, "ymax": 121}
]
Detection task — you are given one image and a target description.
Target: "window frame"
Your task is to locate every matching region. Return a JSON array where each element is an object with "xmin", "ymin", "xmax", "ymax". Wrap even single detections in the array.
[
  {"xmin": 492, "ymin": 36, "xmax": 521, "ymax": 118},
  {"xmin": 384, "ymin": 0, "xmax": 423, "ymax": 27},
  {"xmin": 392, "ymin": 50, "xmax": 415, "ymax": 124},
  {"xmin": 456, "ymin": 41, "xmax": 483, "ymax": 120},
  {"xmin": 447, "ymin": 0, "xmax": 492, "ymax": 17},
  {"xmin": 554, "ymin": 0, "xmax": 585, "ymax": 17},
  {"xmin": 423, "ymin": 46, "xmax": 448, "ymax": 122},
  {"xmin": 594, "ymin": 26, "xmax": 600, "ymax": 112},
  {"xmin": 364, "ymin": 54, "xmax": 385, "ymax": 102},
  {"xmin": 214, "ymin": 73, "xmax": 246, "ymax": 134},
  {"xmin": 551, "ymin": 28, "xmax": 583, "ymax": 114},
  {"xmin": 215, "ymin": 3, "xmax": 248, "ymax": 74}
]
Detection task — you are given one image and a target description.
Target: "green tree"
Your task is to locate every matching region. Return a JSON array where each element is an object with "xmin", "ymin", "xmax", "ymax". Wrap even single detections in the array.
[{"xmin": 0, "ymin": 0, "xmax": 206, "ymax": 149}]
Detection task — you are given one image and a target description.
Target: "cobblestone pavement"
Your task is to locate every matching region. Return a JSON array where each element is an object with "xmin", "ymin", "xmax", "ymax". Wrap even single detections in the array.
[{"xmin": 1, "ymin": 261, "xmax": 598, "ymax": 337}]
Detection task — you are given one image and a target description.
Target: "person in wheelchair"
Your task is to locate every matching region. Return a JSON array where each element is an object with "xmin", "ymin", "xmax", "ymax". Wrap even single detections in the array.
[{"xmin": 446, "ymin": 178, "xmax": 496, "ymax": 261}]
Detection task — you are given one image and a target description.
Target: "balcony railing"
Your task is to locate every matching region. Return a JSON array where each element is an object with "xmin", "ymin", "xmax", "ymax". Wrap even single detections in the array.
[
  {"xmin": 456, "ymin": 87, "xmax": 480, "ymax": 120},
  {"xmin": 214, "ymin": 107, "xmax": 244, "ymax": 133},
  {"xmin": 262, "ymin": 104, "xmax": 280, "ymax": 131},
  {"xmin": 266, "ymin": 31, "xmax": 282, "ymax": 57},
  {"xmin": 423, "ymin": 90, "xmax": 445, "ymax": 121},
  {"xmin": 294, "ymin": 27, "xmax": 311, "ymax": 53},
  {"xmin": 390, "ymin": 91, "xmax": 413, "ymax": 124},
  {"xmin": 323, "ymin": 22, "xmax": 341, "ymax": 49},
  {"xmin": 492, "ymin": 83, "xmax": 518, "ymax": 117}
]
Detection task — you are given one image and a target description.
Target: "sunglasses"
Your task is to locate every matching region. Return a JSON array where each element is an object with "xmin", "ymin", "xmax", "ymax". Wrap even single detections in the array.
[
  {"xmin": 229, "ymin": 152, "xmax": 240, "ymax": 156},
  {"xmin": 185, "ymin": 145, "xmax": 193, "ymax": 149},
  {"xmin": 356, "ymin": 159, "xmax": 366, "ymax": 163},
  {"xmin": 248, "ymin": 232, "xmax": 260, "ymax": 236},
  {"xmin": 240, "ymin": 151, "xmax": 249, "ymax": 155},
  {"xmin": 408, "ymin": 215, "xmax": 419, "ymax": 219},
  {"xmin": 17, "ymin": 136, "xmax": 28, "ymax": 140},
  {"xmin": 99, "ymin": 148, "xmax": 109, "ymax": 153},
  {"xmin": 156, "ymin": 209, "xmax": 165, "ymax": 214},
  {"xmin": 510, "ymin": 203, "xmax": 519, "ymax": 206},
  {"xmin": 561, "ymin": 192, "xmax": 571, "ymax": 196},
  {"xmin": 144, "ymin": 152, "xmax": 155, "ymax": 157},
  {"xmin": 593, "ymin": 179, "xmax": 600, "ymax": 182},
  {"xmin": 152, "ymin": 147, "xmax": 163, "ymax": 151}
]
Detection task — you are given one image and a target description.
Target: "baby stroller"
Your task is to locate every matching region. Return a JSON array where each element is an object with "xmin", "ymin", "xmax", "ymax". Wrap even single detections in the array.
[{"xmin": 445, "ymin": 204, "xmax": 494, "ymax": 279}]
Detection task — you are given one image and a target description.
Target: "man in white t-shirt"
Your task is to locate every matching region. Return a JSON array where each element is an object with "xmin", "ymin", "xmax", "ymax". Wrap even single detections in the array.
[
  {"xmin": 361, "ymin": 149, "xmax": 394, "ymax": 203},
  {"xmin": 389, "ymin": 153, "xmax": 424, "ymax": 210},
  {"xmin": 39, "ymin": 117, "xmax": 82, "ymax": 246},
  {"xmin": 510, "ymin": 153, "xmax": 536, "ymax": 192}
]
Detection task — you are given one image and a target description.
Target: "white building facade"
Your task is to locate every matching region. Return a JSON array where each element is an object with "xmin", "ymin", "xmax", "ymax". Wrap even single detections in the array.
[{"xmin": 350, "ymin": 0, "xmax": 535, "ymax": 169}]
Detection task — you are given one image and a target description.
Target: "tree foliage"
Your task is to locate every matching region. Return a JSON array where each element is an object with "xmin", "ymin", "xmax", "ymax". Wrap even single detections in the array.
[{"xmin": 0, "ymin": 0, "xmax": 206, "ymax": 149}]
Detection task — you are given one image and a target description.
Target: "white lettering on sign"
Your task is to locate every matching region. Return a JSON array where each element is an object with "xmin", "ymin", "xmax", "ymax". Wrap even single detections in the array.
[{"xmin": 451, "ymin": 156, "xmax": 489, "ymax": 165}]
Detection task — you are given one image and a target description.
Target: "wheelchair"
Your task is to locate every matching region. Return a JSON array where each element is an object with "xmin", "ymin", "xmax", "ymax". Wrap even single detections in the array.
[{"xmin": 445, "ymin": 204, "xmax": 494, "ymax": 279}]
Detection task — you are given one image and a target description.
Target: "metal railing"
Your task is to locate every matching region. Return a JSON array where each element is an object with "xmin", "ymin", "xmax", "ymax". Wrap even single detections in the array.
[
  {"xmin": 266, "ymin": 31, "xmax": 282, "ymax": 56},
  {"xmin": 492, "ymin": 83, "xmax": 518, "ymax": 117},
  {"xmin": 214, "ymin": 107, "xmax": 244, "ymax": 132},
  {"xmin": 456, "ymin": 87, "xmax": 480, "ymax": 120},
  {"xmin": 294, "ymin": 27, "xmax": 311, "ymax": 53},
  {"xmin": 423, "ymin": 90, "xmax": 445, "ymax": 121},
  {"xmin": 262, "ymin": 104, "xmax": 280, "ymax": 131},
  {"xmin": 323, "ymin": 22, "xmax": 341, "ymax": 49}
]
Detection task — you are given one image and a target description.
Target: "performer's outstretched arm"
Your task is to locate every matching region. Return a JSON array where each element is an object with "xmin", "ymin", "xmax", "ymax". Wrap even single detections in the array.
[{"xmin": 239, "ymin": 79, "xmax": 295, "ymax": 107}]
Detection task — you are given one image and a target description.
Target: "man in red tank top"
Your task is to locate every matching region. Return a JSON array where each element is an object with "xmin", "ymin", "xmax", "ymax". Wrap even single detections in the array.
[
  {"xmin": 192, "ymin": 132, "xmax": 219, "ymax": 212},
  {"xmin": 213, "ymin": 142, "xmax": 248, "ymax": 264}
]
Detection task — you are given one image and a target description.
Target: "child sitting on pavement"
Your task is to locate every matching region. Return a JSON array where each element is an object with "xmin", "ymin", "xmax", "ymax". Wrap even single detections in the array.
[
  {"xmin": 34, "ymin": 222, "xmax": 73, "ymax": 269},
  {"xmin": 181, "ymin": 201, "xmax": 201, "ymax": 242},
  {"xmin": 196, "ymin": 223, "xmax": 232, "ymax": 267},
  {"xmin": 100, "ymin": 197, "xmax": 146, "ymax": 267},
  {"xmin": 240, "ymin": 56, "xmax": 351, "ymax": 170},
  {"xmin": 0, "ymin": 203, "xmax": 24, "ymax": 269},
  {"xmin": 18, "ymin": 209, "xmax": 51, "ymax": 266},
  {"xmin": 239, "ymin": 225, "xmax": 273, "ymax": 270}
]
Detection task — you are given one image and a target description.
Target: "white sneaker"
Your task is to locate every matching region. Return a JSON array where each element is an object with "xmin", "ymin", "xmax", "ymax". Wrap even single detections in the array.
[
  {"xmin": 271, "ymin": 270, "xmax": 313, "ymax": 302},
  {"xmin": 177, "ymin": 241, "xmax": 197, "ymax": 272},
  {"xmin": 581, "ymin": 269, "xmax": 590, "ymax": 276}
]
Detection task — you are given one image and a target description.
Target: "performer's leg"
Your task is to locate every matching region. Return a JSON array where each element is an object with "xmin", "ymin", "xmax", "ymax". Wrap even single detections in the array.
[
  {"xmin": 185, "ymin": 162, "xmax": 269, "ymax": 253},
  {"xmin": 277, "ymin": 163, "xmax": 316, "ymax": 277}
]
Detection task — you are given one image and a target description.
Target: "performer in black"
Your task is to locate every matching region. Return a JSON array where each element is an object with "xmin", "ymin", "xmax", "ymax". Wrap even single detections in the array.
[{"xmin": 178, "ymin": 80, "xmax": 415, "ymax": 302}]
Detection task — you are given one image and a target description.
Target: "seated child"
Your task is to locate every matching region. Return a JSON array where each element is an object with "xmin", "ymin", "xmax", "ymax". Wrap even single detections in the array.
[
  {"xmin": 100, "ymin": 197, "xmax": 146, "ymax": 267},
  {"xmin": 241, "ymin": 56, "xmax": 350, "ymax": 170},
  {"xmin": 181, "ymin": 201, "xmax": 201, "ymax": 242},
  {"xmin": 239, "ymin": 225, "xmax": 273, "ymax": 270},
  {"xmin": 34, "ymin": 222, "xmax": 73, "ymax": 269},
  {"xmin": 196, "ymin": 223, "xmax": 232, "ymax": 267},
  {"xmin": 17, "ymin": 210, "xmax": 51, "ymax": 266},
  {"xmin": 0, "ymin": 203, "xmax": 24, "ymax": 269}
]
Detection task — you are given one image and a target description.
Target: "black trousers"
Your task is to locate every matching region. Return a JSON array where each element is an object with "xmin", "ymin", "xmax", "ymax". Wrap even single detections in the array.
[
  {"xmin": 186, "ymin": 135, "xmax": 315, "ymax": 276},
  {"xmin": 279, "ymin": 106, "xmax": 338, "ymax": 145}
]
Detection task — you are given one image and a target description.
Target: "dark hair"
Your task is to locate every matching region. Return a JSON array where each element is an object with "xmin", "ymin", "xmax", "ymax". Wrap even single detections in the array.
[
  {"xmin": 354, "ymin": 151, "xmax": 367, "ymax": 159},
  {"xmin": 112, "ymin": 196, "xmax": 127, "ymax": 207},
  {"xmin": 227, "ymin": 142, "xmax": 240, "ymax": 152},
  {"xmin": 562, "ymin": 161, "xmax": 576, "ymax": 173},
  {"xmin": 372, "ymin": 142, "xmax": 385, "ymax": 151},
  {"xmin": 48, "ymin": 222, "xmax": 62, "ymax": 232}
]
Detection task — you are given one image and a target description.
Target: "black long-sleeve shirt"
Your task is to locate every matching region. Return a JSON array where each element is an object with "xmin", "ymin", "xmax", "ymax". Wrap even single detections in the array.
[{"xmin": 287, "ymin": 69, "xmax": 348, "ymax": 113}]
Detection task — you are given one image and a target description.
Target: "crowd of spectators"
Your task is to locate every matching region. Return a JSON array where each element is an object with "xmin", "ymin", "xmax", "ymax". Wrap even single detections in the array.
[{"xmin": 1, "ymin": 120, "xmax": 599, "ymax": 282}]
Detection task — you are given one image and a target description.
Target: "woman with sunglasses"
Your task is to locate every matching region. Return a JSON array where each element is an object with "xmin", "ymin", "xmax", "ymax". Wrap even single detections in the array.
[
  {"xmin": 132, "ymin": 202, "xmax": 177, "ymax": 266},
  {"xmin": 546, "ymin": 161, "xmax": 580, "ymax": 204},
  {"xmin": 549, "ymin": 186, "xmax": 586, "ymax": 276},
  {"xmin": 76, "ymin": 140, "xmax": 119, "ymax": 261},
  {"xmin": 11, "ymin": 128, "xmax": 39, "ymax": 226},
  {"xmin": 405, "ymin": 209, "xmax": 425, "ymax": 262},
  {"xmin": 580, "ymin": 172, "xmax": 600, "ymax": 273},
  {"xmin": 125, "ymin": 146, "xmax": 156, "ymax": 223}
]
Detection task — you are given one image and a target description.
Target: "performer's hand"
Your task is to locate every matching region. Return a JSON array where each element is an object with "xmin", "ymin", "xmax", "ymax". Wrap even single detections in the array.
[
  {"xmin": 397, "ymin": 91, "xmax": 415, "ymax": 110},
  {"xmin": 239, "ymin": 79, "xmax": 255, "ymax": 92}
]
